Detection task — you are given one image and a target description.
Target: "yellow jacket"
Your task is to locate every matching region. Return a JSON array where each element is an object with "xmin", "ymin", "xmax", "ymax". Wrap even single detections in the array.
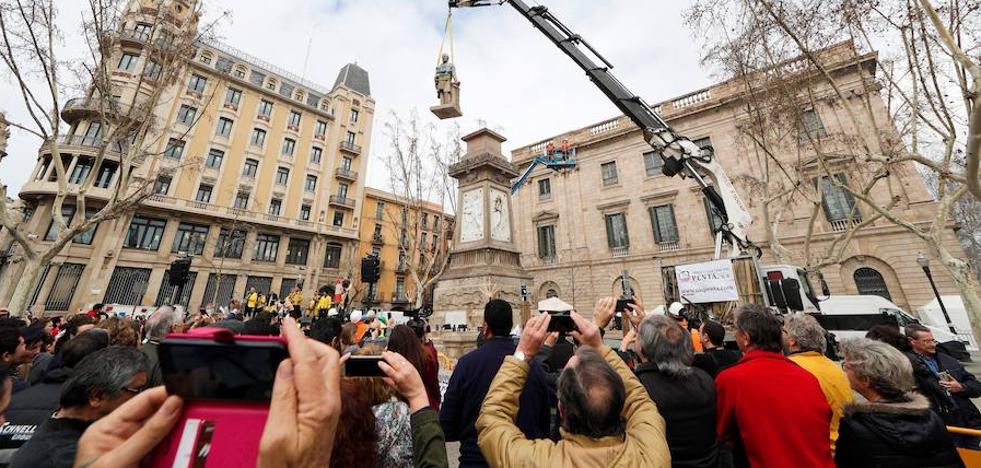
[
  {"xmin": 288, "ymin": 290, "xmax": 304, "ymax": 307},
  {"xmin": 476, "ymin": 346, "xmax": 671, "ymax": 468},
  {"xmin": 317, "ymin": 296, "xmax": 331, "ymax": 310},
  {"xmin": 246, "ymin": 292, "xmax": 258, "ymax": 308},
  {"xmin": 789, "ymin": 351, "xmax": 854, "ymax": 453}
]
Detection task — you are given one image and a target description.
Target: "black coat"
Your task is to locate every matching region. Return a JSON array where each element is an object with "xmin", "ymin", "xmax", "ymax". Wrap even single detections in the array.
[
  {"xmin": 0, "ymin": 367, "xmax": 74, "ymax": 451},
  {"xmin": 835, "ymin": 393, "xmax": 964, "ymax": 468},
  {"xmin": 692, "ymin": 348, "xmax": 742, "ymax": 379},
  {"xmin": 635, "ymin": 361, "xmax": 723, "ymax": 468},
  {"xmin": 923, "ymin": 351, "xmax": 981, "ymax": 429}
]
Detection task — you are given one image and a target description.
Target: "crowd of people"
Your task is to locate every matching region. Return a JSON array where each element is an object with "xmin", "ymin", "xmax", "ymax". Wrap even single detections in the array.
[{"xmin": 0, "ymin": 291, "xmax": 974, "ymax": 467}]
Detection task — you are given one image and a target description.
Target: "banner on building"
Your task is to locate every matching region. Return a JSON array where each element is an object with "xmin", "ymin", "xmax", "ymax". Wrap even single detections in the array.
[{"xmin": 675, "ymin": 259, "xmax": 740, "ymax": 303}]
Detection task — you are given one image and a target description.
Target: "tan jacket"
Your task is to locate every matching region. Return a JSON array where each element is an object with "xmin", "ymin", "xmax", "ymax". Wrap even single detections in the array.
[{"xmin": 476, "ymin": 346, "xmax": 671, "ymax": 468}]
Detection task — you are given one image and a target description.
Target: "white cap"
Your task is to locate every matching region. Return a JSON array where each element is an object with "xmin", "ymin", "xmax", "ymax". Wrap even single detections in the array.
[
  {"xmin": 538, "ymin": 297, "xmax": 573, "ymax": 313},
  {"xmin": 327, "ymin": 308, "xmax": 338, "ymax": 317},
  {"xmin": 367, "ymin": 310, "xmax": 376, "ymax": 318},
  {"xmin": 350, "ymin": 310, "xmax": 363, "ymax": 322},
  {"xmin": 668, "ymin": 302, "xmax": 685, "ymax": 317}
]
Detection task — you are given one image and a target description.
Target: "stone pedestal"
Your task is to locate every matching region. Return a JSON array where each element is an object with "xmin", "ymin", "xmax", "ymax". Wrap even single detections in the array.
[{"xmin": 432, "ymin": 128, "xmax": 531, "ymax": 342}]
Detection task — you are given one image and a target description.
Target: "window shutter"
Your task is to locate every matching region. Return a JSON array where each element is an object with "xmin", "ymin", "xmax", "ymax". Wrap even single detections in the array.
[
  {"xmin": 650, "ymin": 207, "xmax": 662, "ymax": 243},
  {"xmin": 664, "ymin": 205, "xmax": 679, "ymax": 241},
  {"xmin": 605, "ymin": 215, "xmax": 615, "ymax": 248},
  {"xmin": 620, "ymin": 215, "xmax": 630, "ymax": 247}
]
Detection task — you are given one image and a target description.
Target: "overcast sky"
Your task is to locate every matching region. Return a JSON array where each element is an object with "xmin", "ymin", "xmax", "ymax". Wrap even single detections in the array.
[{"xmin": 0, "ymin": 0, "xmax": 711, "ymax": 194}]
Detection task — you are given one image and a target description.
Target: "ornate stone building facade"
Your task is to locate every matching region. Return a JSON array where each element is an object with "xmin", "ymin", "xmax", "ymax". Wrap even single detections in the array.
[
  {"xmin": 509, "ymin": 43, "xmax": 965, "ymax": 315},
  {"xmin": 0, "ymin": 0, "xmax": 374, "ymax": 314}
]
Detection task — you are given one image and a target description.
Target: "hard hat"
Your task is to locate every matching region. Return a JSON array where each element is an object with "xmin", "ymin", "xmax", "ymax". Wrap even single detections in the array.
[
  {"xmin": 327, "ymin": 308, "xmax": 338, "ymax": 317},
  {"xmin": 668, "ymin": 302, "xmax": 685, "ymax": 316},
  {"xmin": 350, "ymin": 310, "xmax": 363, "ymax": 322}
]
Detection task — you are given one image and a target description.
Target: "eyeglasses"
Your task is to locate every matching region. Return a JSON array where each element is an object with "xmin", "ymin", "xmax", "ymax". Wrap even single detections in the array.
[{"xmin": 123, "ymin": 385, "xmax": 147, "ymax": 394}]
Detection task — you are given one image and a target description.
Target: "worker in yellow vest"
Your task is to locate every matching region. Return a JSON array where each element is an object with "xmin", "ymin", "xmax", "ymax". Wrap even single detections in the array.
[
  {"xmin": 288, "ymin": 287, "xmax": 304, "ymax": 318},
  {"xmin": 245, "ymin": 287, "xmax": 259, "ymax": 317},
  {"xmin": 316, "ymin": 293, "xmax": 332, "ymax": 319}
]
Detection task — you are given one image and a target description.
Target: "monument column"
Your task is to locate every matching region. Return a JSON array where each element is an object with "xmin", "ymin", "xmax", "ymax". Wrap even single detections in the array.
[{"xmin": 432, "ymin": 128, "xmax": 532, "ymax": 357}]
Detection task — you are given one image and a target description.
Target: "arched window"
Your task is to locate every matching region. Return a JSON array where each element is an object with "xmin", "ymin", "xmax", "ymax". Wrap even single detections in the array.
[{"xmin": 854, "ymin": 267, "xmax": 891, "ymax": 301}]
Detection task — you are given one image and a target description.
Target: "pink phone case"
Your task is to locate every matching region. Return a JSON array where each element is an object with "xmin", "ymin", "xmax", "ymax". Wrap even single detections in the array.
[{"xmin": 146, "ymin": 328, "xmax": 286, "ymax": 468}]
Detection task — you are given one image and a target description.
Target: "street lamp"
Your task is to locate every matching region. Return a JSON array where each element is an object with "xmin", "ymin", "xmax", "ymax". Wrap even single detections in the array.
[{"xmin": 916, "ymin": 253, "xmax": 956, "ymax": 334}]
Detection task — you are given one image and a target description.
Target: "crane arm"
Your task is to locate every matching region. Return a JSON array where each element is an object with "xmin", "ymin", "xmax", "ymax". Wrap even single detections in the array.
[{"xmin": 450, "ymin": 0, "xmax": 754, "ymax": 251}]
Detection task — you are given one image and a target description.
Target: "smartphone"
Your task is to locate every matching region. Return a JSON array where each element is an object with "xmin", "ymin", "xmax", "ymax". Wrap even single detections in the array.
[
  {"xmin": 938, "ymin": 371, "xmax": 953, "ymax": 382},
  {"xmin": 615, "ymin": 298, "xmax": 635, "ymax": 313},
  {"xmin": 345, "ymin": 355, "xmax": 385, "ymax": 377},
  {"xmin": 148, "ymin": 334, "xmax": 288, "ymax": 468},
  {"xmin": 546, "ymin": 312, "xmax": 578, "ymax": 333}
]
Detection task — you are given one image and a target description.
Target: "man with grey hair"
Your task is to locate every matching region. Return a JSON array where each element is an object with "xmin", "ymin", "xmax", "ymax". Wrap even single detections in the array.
[
  {"xmin": 634, "ymin": 314, "xmax": 722, "ymax": 467},
  {"xmin": 141, "ymin": 305, "xmax": 183, "ymax": 387},
  {"xmin": 476, "ymin": 298, "xmax": 670, "ymax": 466},
  {"xmin": 9, "ymin": 347, "xmax": 148, "ymax": 468},
  {"xmin": 783, "ymin": 313, "xmax": 853, "ymax": 454}
]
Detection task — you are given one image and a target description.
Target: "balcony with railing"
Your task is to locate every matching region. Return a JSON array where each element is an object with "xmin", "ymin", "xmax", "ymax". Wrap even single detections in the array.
[
  {"xmin": 329, "ymin": 195, "xmax": 355, "ymax": 210},
  {"xmin": 656, "ymin": 240, "xmax": 681, "ymax": 252},
  {"xmin": 829, "ymin": 217, "xmax": 863, "ymax": 233},
  {"xmin": 117, "ymin": 29, "xmax": 151, "ymax": 47},
  {"xmin": 392, "ymin": 292, "xmax": 411, "ymax": 305},
  {"xmin": 611, "ymin": 245, "xmax": 630, "ymax": 258},
  {"xmin": 335, "ymin": 168, "xmax": 358, "ymax": 181},
  {"xmin": 339, "ymin": 140, "xmax": 362, "ymax": 155},
  {"xmin": 61, "ymin": 97, "xmax": 139, "ymax": 123}
]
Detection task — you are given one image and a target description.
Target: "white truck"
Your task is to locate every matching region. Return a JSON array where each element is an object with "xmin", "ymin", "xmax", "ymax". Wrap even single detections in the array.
[{"xmin": 813, "ymin": 295, "xmax": 970, "ymax": 360}]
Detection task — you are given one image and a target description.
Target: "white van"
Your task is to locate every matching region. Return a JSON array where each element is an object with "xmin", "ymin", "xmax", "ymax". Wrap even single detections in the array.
[{"xmin": 814, "ymin": 295, "xmax": 968, "ymax": 359}]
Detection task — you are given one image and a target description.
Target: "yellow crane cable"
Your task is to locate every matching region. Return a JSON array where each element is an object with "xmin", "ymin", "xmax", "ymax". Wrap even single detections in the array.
[{"xmin": 435, "ymin": 10, "xmax": 456, "ymax": 69}]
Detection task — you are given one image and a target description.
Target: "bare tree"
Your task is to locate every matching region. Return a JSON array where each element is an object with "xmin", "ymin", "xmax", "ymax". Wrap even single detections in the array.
[
  {"xmin": 0, "ymin": 0, "xmax": 223, "ymax": 315},
  {"xmin": 381, "ymin": 110, "xmax": 461, "ymax": 309},
  {"xmin": 687, "ymin": 0, "xmax": 981, "ymax": 340}
]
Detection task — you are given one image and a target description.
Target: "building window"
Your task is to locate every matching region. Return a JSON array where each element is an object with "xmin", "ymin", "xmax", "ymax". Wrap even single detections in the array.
[
  {"xmin": 177, "ymin": 105, "xmax": 197, "ymax": 125},
  {"xmin": 257, "ymin": 100, "xmax": 273, "ymax": 118},
  {"xmin": 649, "ymin": 204, "xmax": 679, "ymax": 244},
  {"xmin": 820, "ymin": 173, "xmax": 859, "ymax": 221},
  {"xmin": 242, "ymin": 158, "xmax": 259, "ymax": 178},
  {"xmin": 73, "ymin": 209, "xmax": 98, "ymax": 245},
  {"xmin": 164, "ymin": 138, "xmax": 185, "ymax": 159},
  {"xmin": 314, "ymin": 120, "xmax": 327, "ymax": 137},
  {"xmin": 44, "ymin": 206, "xmax": 76, "ymax": 241},
  {"xmin": 345, "ymin": 131, "xmax": 356, "ymax": 145},
  {"xmin": 310, "ymin": 147, "xmax": 322, "ymax": 164},
  {"xmin": 341, "ymin": 156, "xmax": 353, "ymax": 171},
  {"xmin": 601, "ymin": 161, "xmax": 619, "ymax": 186},
  {"xmin": 537, "ymin": 224, "xmax": 556, "ymax": 260},
  {"xmin": 304, "ymin": 175, "xmax": 317, "ymax": 192},
  {"xmin": 375, "ymin": 202, "xmax": 385, "ymax": 220},
  {"xmin": 337, "ymin": 183, "xmax": 349, "ymax": 199},
  {"xmin": 215, "ymin": 117, "xmax": 233, "ymax": 138},
  {"xmin": 324, "ymin": 243, "xmax": 342, "ymax": 268},
  {"xmin": 200, "ymin": 54, "xmax": 212, "ymax": 65},
  {"xmin": 44, "ymin": 263, "xmax": 85, "ymax": 311},
  {"xmin": 250, "ymin": 128, "xmax": 266, "ymax": 147},
  {"xmin": 82, "ymin": 121, "xmax": 102, "ymax": 145},
  {"xmin": 703, "ymin": 198, "xmax": 724, "ymax": 233},
  {"xmin": 285, "ymin": 238, "xmax": 310, "ymax": 265},
  {"xmin": 350, "ymin": 109, "xmax": 359, "ymax": 123},
  {"xmin": 332, "ymin": 211, "xmax": 344, "ymax": 227},
  {"xmin": 233, "ymin": 191, "xmax": 249, "ymax": 209},
  {"xmin": 282, "ymin": 138, "xmax": 296, "ymax": 156},
  {"xmin": 433, "ymin": 216, "xmax": 440, "ymax": 231},
  {"xmin": 117, "ymin": 52, "xmax": 140, "ymax": 71},
  {"xmin": 233, "ymin": 67, "xmax": 245, "ymax": 79},
  {"xmin": 142, "ymin": 60, "xmax": 161, "ymax": 80},
  {"xmin": 124, "ymin": 216, "xmax": 166, "ymax": 250},
  {"xmin": 187, "ymin": 74, "xmax": 207, "ymax": 93},
  {"xmin": 287, "ymin": 110, "xmax": 301, "ymax": 129},
  {"xmin": 854, "ymin": 267, "xmax": 892, "ymax": 301},
  {"xmin": 215, "ymin": 228, "xmax": 246, "ymax": 258},
  {"xmin": 269, "ymin": 198, "xmax": 282, "ymax": 216},
  {"xmin": 275, "ymin": 167, "xmax": 289, "ymax": 185},
  {"xmin": 195, "ymin": 184, "xmax": 213, "ymax": 203},
  {"xmin": 422, "ymin": 213, "xmax": 429, "ymax": 230},
  {"xmin": 538, "ymin": 178, "xmax": 551, "ymax": 200},
  {"xmin": 154, "ymin": 176, "xmax": 172, "ymax": 195},
  {"xmin": 800, "ymin": 109, "xmax": 827, "ymax": 139},
  {"xmin": 206, "ymin": 148, "xmax": 224, "ymax": 168},
  {"xmin": 133, "ymin": 23, "xmax": 152, "ymax": 40},
  {"xmin": 225, "ymin": 87, "xmax": 242, "ymax": 108},
  {"xmin": 172, "ymin": 222, "xmax": 209, "ymax": 255},
  {"xmin": 604, "ymin": 212, "xmax": 629, "ymax": 249},
  {"xmin": 94, "ymin": 162, "xmax": 117, "ymax": 189},
  {"xmin": 253, "ymin": 234, "xmax": 280, "ymax": 262},
  {"xmin": 300, "ymin": 204, "xmax": 311, "ymax": 221},
  {"xmin": 103, "ymin": 267, "xmax": 151, "ymax": 305},
  {"xmin": 643, "ymin": 151, "xmax": 663, "ymax": 177},
  {"xmin": 69, "ymin": 160, "xmax": 93, "ymax": 184}
]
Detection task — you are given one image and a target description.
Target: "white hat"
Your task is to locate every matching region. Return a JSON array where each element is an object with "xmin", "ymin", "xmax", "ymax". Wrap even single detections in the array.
[
  {"xmin": 350, "ymin": 310, "xmax": 363, "ymax": 322},
  {"xmin": 538, "ymin": 297, "xmax": 573, "ymax": 313},
  {"xmin": 366, "ymin": 310, "xmax": 376, "ymax": 318},
  {"xmin": 327, "ymin": 308, "xmax": 338, "ymax": 317},
  {"xmin": 668, "ymin": 302, "xmax": 685, "ymax": 318}
]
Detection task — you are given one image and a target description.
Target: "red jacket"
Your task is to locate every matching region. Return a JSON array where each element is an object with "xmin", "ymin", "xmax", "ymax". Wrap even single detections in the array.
[{"xmin": 716, "ymin": 349, "xmax": 834, "ymax": 468}]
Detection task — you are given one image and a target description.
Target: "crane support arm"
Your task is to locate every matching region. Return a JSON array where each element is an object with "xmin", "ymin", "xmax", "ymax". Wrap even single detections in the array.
[{"xmin": 450, "ymin": 0, "xmax": 753, "ymax": 250}]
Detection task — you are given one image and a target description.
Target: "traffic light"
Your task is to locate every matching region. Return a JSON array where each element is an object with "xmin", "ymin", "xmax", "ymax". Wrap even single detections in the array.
[
  {"xmin": 360, "ymin": 255, "xmax": 380, "ymax": 283},
  {"xmin": 168, "ymin": 257, "xmax": 192, "ymax": 286}
]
